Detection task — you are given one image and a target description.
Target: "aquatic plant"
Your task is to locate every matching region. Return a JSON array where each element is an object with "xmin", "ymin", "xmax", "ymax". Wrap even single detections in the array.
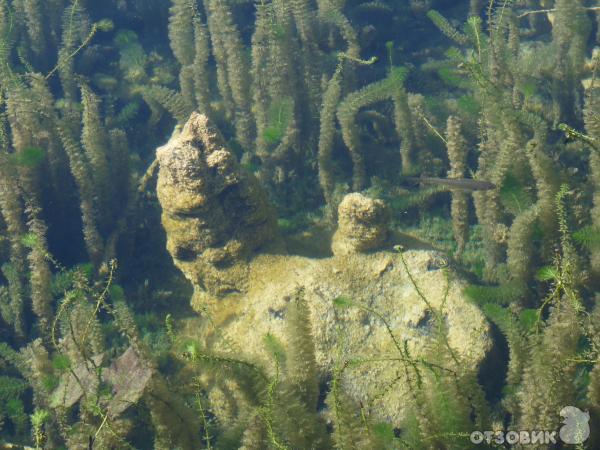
[
  {"xmin": 318, "ymin": 61, "xmax": 346, "ymax": 221},
  {"xmin": 263, "ymin": 96, "xmax": 294, "ymax": 148},
  {"xmin": 332, "ymin": 247, "xmax": 491, "ymax": 449},
  {"xmin": 0, "ymin": 0, "xmax": 599, "ymax": 447},
  {"xmin": 338, "ymin": 66, "xmax": 410, "ymax": 190},
  {"xmin": 179, "ymin": 288, "xmax": 333, "ymax": 449},
  {"xmin": 445, "ymin": 115, "xmax": 469, "ymax": 258}
]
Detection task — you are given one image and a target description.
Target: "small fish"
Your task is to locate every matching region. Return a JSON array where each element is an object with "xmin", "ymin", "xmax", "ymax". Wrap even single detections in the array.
[{"xmin": 403, "ymin": 176, "xmax": 496, "ymax": 191}]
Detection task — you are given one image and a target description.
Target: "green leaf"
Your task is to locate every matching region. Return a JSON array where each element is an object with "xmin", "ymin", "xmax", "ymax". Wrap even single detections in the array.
[
  {"xmin": 20, "ymin": 232, "xmax": 38, "ymax": 248},
  {"xmin": 114, "ymin": 29, "xmax": 138, "ymax": 48},
  {"xmin": 427, "ymin": 10, "xmax": 468, "ymax": 45},
  {"xmin": 464, "ymin": 16, "xmax": 483, "ymax": 43},
  {"xmin": 500, "ymin": 173, "xmax": 534, "ymax": 215},
  {"xmin": 30, "ymin": 409, "xmax": 50, "ymax": 428},
  {"xmin": 333, "ymin": 296, "xmax": 353, "ymax": 309},
  {"xmin": 444, "ymin": 47, "xmax": 463, "ymax": 61},
  {"xmin": 51, "ymin": 268, "xmax": 77, "ymax": 296},
  {"xmin": 573, "ymin": 226, "xmax": 600, "ymax": 249},
  {"xmin": 115, "ymin": 101, "xmax": 140, "ymax": 125},
  {"xmin": 263, "ymin": 96, "xmax": 293, "ymax": 147},
  {"xmin": 241, "ymin": 160, "xmax": 259, "ymax": 173},
  {"xmin": 263, "ymin": 126, "xmax": 283, "ymax": 146},
  {"xmin": 95, "ymin": 18, "xmax": 114, "ymax": 33},
  {"xmin": 536, "ymin": 265, "xmax": 557, "ymax": 282}
]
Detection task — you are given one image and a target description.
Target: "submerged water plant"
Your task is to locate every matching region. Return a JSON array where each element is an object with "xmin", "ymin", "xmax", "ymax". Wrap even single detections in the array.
[{"xmin": 0, "ymin": 0, "xmax": 599, "ymax": 448}]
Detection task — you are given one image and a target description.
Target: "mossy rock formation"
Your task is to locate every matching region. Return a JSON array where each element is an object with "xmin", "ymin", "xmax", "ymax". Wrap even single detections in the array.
[
  {"xmin": 156, "ymin": 117, "xmax": 491, "ymax": 428},
  {"xmin": 156, "ymin": 112, "xmax": 277, "ymax": 305}
]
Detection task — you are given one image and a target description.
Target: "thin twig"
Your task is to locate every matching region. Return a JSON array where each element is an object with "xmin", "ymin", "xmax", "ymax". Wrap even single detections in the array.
[
  {"xmin": 45, "ymin": 24, "xmax": 99, "ymax": 80},
  {"xmin": 419, "ymin": 113, "xmax": 447, "ymax": 144}
]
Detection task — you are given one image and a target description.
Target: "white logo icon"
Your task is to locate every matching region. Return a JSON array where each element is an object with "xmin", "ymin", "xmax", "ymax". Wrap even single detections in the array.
[{"xmin": 559, "ymin": 406, "xmax": 590, "ymax": 444}]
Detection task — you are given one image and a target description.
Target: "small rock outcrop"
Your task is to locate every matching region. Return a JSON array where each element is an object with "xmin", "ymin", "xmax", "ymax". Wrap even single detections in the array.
[
  {"xmin": 156, "ymin": 112, "xmax": 277, "ymax": 304},
  {"xmin": 331, "ymin": 192, "xmax": 390, "ymax": 256}
]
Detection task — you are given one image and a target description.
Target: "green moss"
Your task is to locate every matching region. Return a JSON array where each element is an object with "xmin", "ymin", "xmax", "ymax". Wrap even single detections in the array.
[
  {"xmin": 77, "ymin": 262, "xmax": 95, "ymax": 281},
  {"xmin": 114, "ymin": 29, "xmax": 138, "ymax": 48},
  {"xmin": 518, "ymin": 309, "xmax": 538, "ymax": 332},
  {"xmin": 389, "ymin": 186, "xmax": 445, "ymax": 211},
  {"xmin": 241, "ymin": 160, "xmax": 259, "ymax": 173},
  {"xmin": 397, "ymin": 411, "xmax": 424, "ymax": 448},
  {"xmin": 389, "ymin": 65, "xmax": 408, "ymax": 84},
  {"xmin": 51, "ymin": 270, "xmax": 75, "ymax": 296}
]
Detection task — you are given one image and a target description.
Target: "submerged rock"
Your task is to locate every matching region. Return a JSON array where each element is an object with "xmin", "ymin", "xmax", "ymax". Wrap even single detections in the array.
[
  {"xmin": 331, "ymin": 192, "xmax": 390, "ymax": 256},
  {"xmin": 156, "ymin": 112, "xmax": 277, "ymax": 305},
  {"xmin": 156, "ymin": 115, "xmax": 490, "ymax": 428},
  {"xmin": 186, "ymin": 248, "xmax": 491, "ymax": 426}
]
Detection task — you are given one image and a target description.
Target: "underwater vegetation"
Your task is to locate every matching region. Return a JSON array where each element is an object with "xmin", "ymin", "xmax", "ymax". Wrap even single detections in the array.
[{"xmin": 0, "ymin": 0, "xmax": 598, "ymax": 448}]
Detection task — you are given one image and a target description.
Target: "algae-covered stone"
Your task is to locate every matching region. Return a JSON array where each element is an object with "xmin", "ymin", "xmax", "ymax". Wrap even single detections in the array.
[
  {"xmin": 182, "ymin": 248, "xmax": 491, "ymax": 427},
  {"xmin": 156, "ymin": 112, "xmax": 277, "ymax": 304},
  {"xmin": 331, "ymin": 192, "xmax": 390, "ymax": 256},
  {"xmin": 156, "ymin": 118, "xmax": 490, "ymax": 429}
]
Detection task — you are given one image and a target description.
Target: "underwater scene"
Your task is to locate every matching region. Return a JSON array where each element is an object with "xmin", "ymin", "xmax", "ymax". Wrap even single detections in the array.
[{"xmin": 0, "ymin": 0, "xmax": 600, "ymax": 448}]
